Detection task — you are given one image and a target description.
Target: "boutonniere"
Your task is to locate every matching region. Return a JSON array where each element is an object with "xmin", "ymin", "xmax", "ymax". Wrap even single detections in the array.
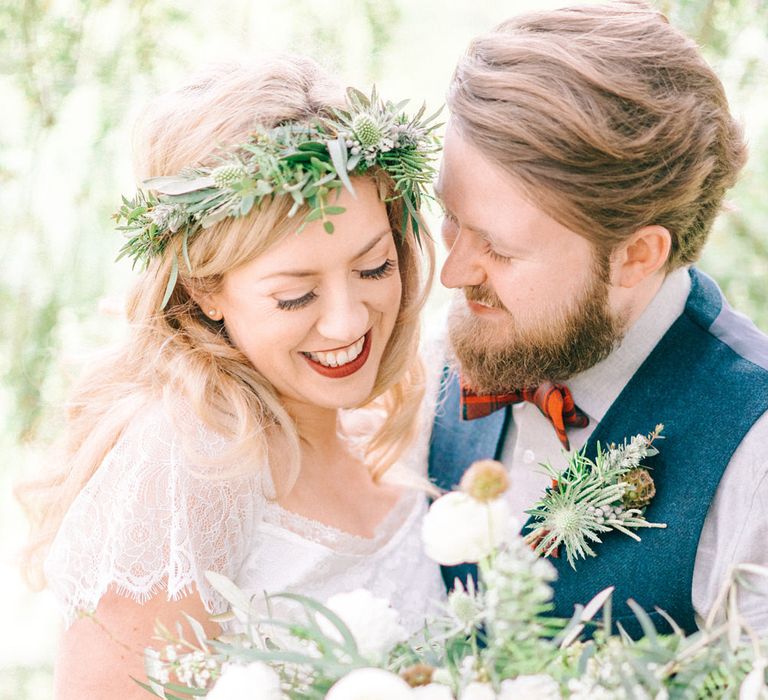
[{"xmin": 524, "ymin": 424, "xmax": 667, "ymax": 569}]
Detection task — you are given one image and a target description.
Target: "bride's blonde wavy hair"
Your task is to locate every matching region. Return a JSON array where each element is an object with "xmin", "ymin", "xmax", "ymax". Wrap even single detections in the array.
[{"xmin": 18, "ymin": 55, "xmax": 434, "ymax": 590}]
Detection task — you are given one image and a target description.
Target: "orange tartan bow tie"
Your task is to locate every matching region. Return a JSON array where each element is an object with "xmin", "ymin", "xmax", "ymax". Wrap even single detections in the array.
[{"xmin": 460, "ymin": 381, "xmax": 589, "ymax": 451}]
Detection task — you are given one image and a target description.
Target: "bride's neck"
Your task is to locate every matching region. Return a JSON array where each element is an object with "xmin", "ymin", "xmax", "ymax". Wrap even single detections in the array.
[{"xmin": 283, "ymin": 399, "xmax": 345, "ymax": 463}]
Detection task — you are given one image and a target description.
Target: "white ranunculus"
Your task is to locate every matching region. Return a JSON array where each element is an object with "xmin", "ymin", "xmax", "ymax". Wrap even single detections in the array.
[
  {"xmin": 460, "ymin": 682, "xmax": 497, "ymax": 700},
  {"xmin": 322, "ymin": 589, "xmax": 407, "ymax": 661},
  {"xmin": 740, "ymin": 660, "xmax": 768, "ymax": 700},
  {"xmin": 498, "ymin": 674, "xmax": 562, "ymax": 699},
  {"xmin": 325, "ymin": 668, "xmax": 413, "ymax": 700},
  {"xmin": 422, "ymin": 492, "xmax": 511, "ymax": 566},
  {"xmin": 412, "ymin": 683, "xmax": 456, "ymax": 699},
  {"xmin": 206, "ymin": 661, "xmax": 281, "ymax": 699}
]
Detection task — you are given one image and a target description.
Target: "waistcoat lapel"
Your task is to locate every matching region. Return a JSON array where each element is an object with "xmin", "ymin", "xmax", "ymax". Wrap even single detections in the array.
[{"xmin": 428, "ymin": 367, "xmax": 510, "ymax": 589}]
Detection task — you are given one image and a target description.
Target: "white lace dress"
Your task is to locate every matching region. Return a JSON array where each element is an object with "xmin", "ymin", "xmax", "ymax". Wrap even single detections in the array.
[{"xmin": 44, "ymin": 400, "xmax": 446, "ymax": 635}]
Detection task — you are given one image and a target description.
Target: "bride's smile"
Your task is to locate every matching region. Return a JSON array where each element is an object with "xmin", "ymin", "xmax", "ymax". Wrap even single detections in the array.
[{"xmin": 300, "ymin": 329, "xmax": 371, "ymax": 376}]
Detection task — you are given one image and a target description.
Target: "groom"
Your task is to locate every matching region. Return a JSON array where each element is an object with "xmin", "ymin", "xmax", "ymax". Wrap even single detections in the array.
[{"xmin": 428, "ymin": 1, "xmax": 768, "ymax": 636}]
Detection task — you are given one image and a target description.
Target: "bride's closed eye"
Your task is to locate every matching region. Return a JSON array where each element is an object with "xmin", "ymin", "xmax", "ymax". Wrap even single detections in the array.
[
  {"xmin": 359, "ymin": 258, "xmax": 397, "ymax": 280},
  {"xmin": 275, "ymin": 258, "xmax": 398, "ymax": 311},
  {"xmin": 276, "ymin": 290, "xmax": 318, "ymax": 311}
]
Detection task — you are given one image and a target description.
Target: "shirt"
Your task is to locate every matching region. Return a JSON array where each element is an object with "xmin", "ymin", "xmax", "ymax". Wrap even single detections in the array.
[{"xmin": 496, "ymin": 266, "xmax": 768, "ymax": 630}]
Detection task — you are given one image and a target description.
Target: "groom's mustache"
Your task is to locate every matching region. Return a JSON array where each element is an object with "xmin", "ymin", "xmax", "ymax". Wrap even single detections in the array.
[{"xmin": 463, "ymin": 285, "xmax": 507, "ymax": 312}]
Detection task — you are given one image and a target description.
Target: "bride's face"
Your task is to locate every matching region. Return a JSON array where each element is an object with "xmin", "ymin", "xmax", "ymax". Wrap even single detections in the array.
[{"xmin": 212, "ymin": 179, "xmax": 402, "ymax": 410}]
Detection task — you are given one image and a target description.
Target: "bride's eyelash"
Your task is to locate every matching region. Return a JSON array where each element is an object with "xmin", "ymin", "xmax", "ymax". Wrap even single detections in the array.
[
  {"xmin": 360, "ymin": 258, "xmax": 396, "ymax": 280},
  {"xmin": 276, "ymin": 259, "xmax": 395, "ymax": 311},
  {"xmin": 277, "ymin": 290, "xmax": 318, "ymax": 311}
]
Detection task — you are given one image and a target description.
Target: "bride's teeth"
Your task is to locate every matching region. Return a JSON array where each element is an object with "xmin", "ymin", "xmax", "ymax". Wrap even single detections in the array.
[{"xmin": 308, "ymin": 335, "xmax": 366, "ymax": 368}]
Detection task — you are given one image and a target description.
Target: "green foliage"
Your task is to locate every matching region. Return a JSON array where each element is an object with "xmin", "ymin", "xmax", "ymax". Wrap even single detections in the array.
[
  {"xmin": 0, "ymin": 0, "xmax": 191, "ymax": 443},
  {"xmin": 525, "ymin": 427, "xmax": 667, "ymax": 569},
  {"xmin": 113, "ymin": 86, "xmax": 440, "ymax": 308},
  {"xmin": 656, "ymin": 0, "xmax": 768, "ymax": 333}
]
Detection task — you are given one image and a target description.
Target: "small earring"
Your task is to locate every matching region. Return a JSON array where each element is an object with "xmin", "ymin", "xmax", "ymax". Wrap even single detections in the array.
[{"xmin": 208, "ymin": 309, "xmax": 218, "ymax": 318}]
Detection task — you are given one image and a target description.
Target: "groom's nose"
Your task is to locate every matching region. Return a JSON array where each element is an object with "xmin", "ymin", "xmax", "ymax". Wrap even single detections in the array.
[{"xmin": 440, "ymin": 228, "xmax": 486, "ymax": 289}]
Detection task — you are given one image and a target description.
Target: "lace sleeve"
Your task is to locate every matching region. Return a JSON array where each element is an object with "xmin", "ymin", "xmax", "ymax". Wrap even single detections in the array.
[{"xmin": 44, "ymin": 402, "xmax": 265, "ymax": 627}]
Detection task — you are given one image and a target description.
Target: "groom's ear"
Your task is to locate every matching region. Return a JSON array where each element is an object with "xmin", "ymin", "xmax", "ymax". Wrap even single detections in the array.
[{"xmin": 611, "ymin": 225, "xmax": 672, "ymax": 289}]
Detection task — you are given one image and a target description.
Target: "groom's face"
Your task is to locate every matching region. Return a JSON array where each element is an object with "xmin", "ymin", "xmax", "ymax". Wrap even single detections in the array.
[{"xmin": 437, "ymin": 124, "xmax": 625, "ymax": 392}]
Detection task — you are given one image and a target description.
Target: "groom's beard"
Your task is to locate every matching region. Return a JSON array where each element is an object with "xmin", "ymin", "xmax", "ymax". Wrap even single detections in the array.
[{"xmin": 448, "ymin": 255, "xmax": 626, "ymax": 393}]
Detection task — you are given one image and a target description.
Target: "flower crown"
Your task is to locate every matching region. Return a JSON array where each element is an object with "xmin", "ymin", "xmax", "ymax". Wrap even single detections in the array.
[{"xmin": 113, "ymin": 87, "xmax": 442, "ymax": 307}]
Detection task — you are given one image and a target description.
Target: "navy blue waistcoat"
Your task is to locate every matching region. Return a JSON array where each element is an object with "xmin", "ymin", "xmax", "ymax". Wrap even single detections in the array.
[{"xmin": 428, "ymin": 268, "xmax": 768, "ymax": 637}]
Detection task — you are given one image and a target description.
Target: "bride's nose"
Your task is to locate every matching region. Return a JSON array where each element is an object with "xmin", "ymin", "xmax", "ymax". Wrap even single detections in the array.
[{"xmin": 314, "ymin": 284, "xmax": 369, "ymax": 344}]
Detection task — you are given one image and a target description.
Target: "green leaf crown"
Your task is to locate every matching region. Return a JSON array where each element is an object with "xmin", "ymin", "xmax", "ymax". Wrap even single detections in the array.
[{"xmin": 113, "ymin": 87, "xmax": 442, "ymax": 307}]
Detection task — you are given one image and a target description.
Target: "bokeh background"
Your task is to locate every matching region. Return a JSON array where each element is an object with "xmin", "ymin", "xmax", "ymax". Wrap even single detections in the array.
[{"xmin": 1, "ymin": 1, "xmax": 766, "ymax": 697}]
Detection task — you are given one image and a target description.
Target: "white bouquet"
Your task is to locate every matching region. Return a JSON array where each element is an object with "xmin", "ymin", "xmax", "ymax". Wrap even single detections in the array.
[{"xmin": 138, "ymin": 433, "xmax": 768, "ymax": 699}]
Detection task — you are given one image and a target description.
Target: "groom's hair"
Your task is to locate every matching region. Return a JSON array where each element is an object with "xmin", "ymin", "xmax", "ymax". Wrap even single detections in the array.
[{"xmin": 448, "ymin": 0, "xmax": 747, "ymax": 269}]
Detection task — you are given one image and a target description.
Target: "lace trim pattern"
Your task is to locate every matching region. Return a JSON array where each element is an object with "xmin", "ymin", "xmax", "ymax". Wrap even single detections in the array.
[
  {"xmin": 44, "ymin": 400, "xmax": 265, "ymax": 627},
  {"xmin": 260, "ymin": 489, "xmax": 421, "ymax": 553}
]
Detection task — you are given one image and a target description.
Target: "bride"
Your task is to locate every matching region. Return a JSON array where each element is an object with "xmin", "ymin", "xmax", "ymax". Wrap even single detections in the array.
[{"xmin": 20, "ymin": 55, "xmax": 445, "ymax": 698}]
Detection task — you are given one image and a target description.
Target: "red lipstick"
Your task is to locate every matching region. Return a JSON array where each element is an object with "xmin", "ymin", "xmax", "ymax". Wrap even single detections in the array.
[{"xmin": 301, "ymin": 331, "xmax": 372, "ymax": 378}]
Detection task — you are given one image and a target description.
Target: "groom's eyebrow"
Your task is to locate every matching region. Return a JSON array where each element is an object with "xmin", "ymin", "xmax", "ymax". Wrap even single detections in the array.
[{"xmin": 433, "ymin": 191, "xmax": 530, "ymax": 255}]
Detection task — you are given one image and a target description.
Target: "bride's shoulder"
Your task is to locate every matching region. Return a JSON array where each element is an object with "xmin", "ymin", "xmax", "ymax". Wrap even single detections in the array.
[
  {"xmin": 45, "ymin": 395, "xmax": 267, "ymax": 625},
  {"xmin": 105, "ymin": 395, "xmax": 264, "ymax": 484}
]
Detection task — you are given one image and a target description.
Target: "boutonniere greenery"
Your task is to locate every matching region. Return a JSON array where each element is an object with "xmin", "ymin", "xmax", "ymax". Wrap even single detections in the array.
[{"xmin": 524, "ymin": 424, "xmax": 667, "ymax": 569}]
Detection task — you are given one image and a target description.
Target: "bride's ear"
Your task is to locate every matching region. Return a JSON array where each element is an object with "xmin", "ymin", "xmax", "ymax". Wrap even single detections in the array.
[{"xmin": 187, "ymin": 287, "xmax": 224, "ymax": 321}]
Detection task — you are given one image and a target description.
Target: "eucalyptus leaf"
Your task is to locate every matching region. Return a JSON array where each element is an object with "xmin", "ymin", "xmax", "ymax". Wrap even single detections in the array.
[
  {"xmin": 181, "ymin": 612, "xmax": 210, "ymax": 652},
  {"xmin": 161, "ymin": 254, "xmax": 179, "ymax": 309},
  {"xmin": 626, "ymin": 598, "xmax": 659, "ymax": 645},
  {"xmin": 205, "ymin": 571, "xmax": 255, "ymax": 616},
  {"xmin": 346, "ymin": 86, "xmax": 370, "ymax": 107},
  {"xmin": 158, "ymin": 681, "xmax": 208, "ymax": 696},
  {"xmin": 200, "ymin": 208, "xmax": 229, "ymax": 228},
  {"xmin": 181, "ymin": 231, "xmax": 192, "ymax": 273},
  {"xmin": 346, "ymin": 153, "xmax": 362, "ymax": 171},
  {"xmin": 145, "ymin": 175, "xmax": 215, "ymax": 194},
  {"xmin": 327, "ymin": 137, "xmax": 356, "ymax": 197},
  {"xmin": 270, "ymin": 592, "xmax": 358, "ymax": 652},
  {"xmin": 240, "ymin": 193, "xmax": 255, "ymax": 216},
  {"xmin": 131, "ymin": 677, "xmax": 165, "ymax": 698},
  {"xmin": 164, "ymin": 188, "xmax": 220, "ymax": 205}
]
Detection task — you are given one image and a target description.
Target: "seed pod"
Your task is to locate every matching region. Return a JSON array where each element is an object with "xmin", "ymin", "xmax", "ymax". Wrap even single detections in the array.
[
  {"xmin": 401, "ymin": 664, "xmax": 434, "ymax": 687},
  {"xmin": 459, "ymin": 459, "xmax": 510, "ymax": 502},
  {"xmin": 621, "ymin": 467, "xmax": 656, "ymax": 508}
]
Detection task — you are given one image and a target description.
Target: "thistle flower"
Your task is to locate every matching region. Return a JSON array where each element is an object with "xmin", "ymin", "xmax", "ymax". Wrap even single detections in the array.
[
  {"xmin": 211, "ymin": 163, "xmax": 248, "ymax": 188},
  {"xmin": 352, "ymin": 112, "xmax": 384, "ymax": 148},
  {"xmin": 524, "ymin": 428, "xmax": 666, "ymax": 569},
  {"xmin": 448, "ymin": 578, "xmax": 483, "ymax": 631}
]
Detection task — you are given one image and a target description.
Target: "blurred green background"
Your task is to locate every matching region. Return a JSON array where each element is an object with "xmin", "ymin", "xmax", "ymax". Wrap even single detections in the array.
[{"xmin": 1, "ymin": 0, "xmax": 766, "ymax": 698}]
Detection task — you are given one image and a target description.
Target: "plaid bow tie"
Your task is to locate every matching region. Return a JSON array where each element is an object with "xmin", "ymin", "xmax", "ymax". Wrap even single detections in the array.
[{"xmin": 460, "ymin": 381, "xmax": 589, "ymax": 450}]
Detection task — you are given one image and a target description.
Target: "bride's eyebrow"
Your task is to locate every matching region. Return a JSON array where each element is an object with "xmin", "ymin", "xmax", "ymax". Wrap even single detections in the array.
[{"xmin": 263, "ymin": 229, "xmax": 392, "ymax": 280}]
